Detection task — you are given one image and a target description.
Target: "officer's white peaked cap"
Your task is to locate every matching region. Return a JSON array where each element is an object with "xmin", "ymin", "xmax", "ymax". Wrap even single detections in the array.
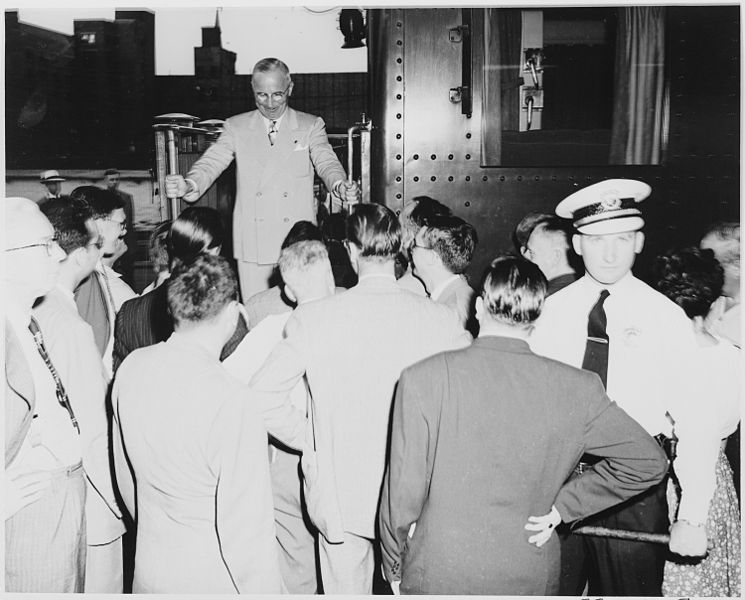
[{"xmin": 556, "ymin": 179, "xmax": 651, "ymax": 235}]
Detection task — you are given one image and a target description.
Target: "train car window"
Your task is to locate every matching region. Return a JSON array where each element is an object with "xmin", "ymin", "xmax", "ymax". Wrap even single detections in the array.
[{"xmin": 481, "ymin": 7, "xmax": 668, "ymax": 167}]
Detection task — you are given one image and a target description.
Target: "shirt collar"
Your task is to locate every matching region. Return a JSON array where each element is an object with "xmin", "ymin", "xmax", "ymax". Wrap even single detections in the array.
[
  {"xmin": 54, "ymin": 284, "xmax": 76, "ymax": 308},
  {"xmin": 580, "ymin": 270, "xmax": 635, "ymax": 296},
  {"xmin": 97, "ymin": 262, "xmax": 122, "ymax": 280},
  {"xmin": 261, "ymin": 113, "xmax": 285, "ymax": 132},
  {"xmin": 430, "ymin": 274, "xmax": 461, "ymax": 301},
  {"xmin": 358, "ymin": 272, "xmax": 397, "ymax": 284}
]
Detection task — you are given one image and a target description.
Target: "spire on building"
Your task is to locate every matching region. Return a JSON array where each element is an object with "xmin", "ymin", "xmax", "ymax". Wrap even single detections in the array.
[{"xmin": 215, "ymin": 8, "xmax": 221, "ymax": 30}]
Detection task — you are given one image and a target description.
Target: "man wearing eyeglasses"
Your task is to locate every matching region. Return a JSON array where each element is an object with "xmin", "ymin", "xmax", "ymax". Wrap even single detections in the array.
[
  {"xmin": 102, "ymin": 168, "xmax": 137, "ymax": 288},
  {"xmin": 165, "ymin": 57, "xmax": 361, "ymax": 301},
  {"xmin": 4, "ymin": 197, "xmax": 87, "ymax": 592},
  {"xmin": 34, "ymin": 198, "xmax": 126, "ymax": 593},
  {"xmin": 72, "ymin": 187, "xmax": 136, "ymax": 378}
]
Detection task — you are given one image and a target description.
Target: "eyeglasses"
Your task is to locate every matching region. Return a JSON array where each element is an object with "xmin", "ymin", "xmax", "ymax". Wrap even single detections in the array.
[
  {"xmin": 105, "ymin": 217, "xmax": 127, "ymax": 231},
  {"xmin": 6, "ymin": 235, "xmax": 60, "ymax": 256},
  {"xmin": 254, "ymin": 84, "xmax": 291, "ymax": 103}
]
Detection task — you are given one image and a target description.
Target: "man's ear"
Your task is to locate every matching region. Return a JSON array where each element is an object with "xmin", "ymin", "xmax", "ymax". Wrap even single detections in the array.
[
  {"xmin": 283, "ymin": 284, "xmax": 297, "ymax": 304},
  {"xmin": 475, "ymin": 295, "xmax": 484, "ymax": 321},
  {"xmin": 634, "ymin": 231, "xmax": 645, "ymax": 254},
  {"xmin": 571, "ymin": 234, "xmax": 583, "ymax": 256}
]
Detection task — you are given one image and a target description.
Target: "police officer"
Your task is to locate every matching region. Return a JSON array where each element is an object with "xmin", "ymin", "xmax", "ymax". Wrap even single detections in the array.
[{"xmin": 529, "ymin": 179, "xmax": 700, "ymax": 596}]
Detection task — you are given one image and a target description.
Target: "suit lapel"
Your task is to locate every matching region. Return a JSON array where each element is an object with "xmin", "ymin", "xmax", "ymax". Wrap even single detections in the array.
[
  {"xmin": 260, "ymin": 108, "xmax": 301, "ymax": 184},
  {"xmin": 248, "ymin": 111, "xmax": 272, "ymax": 173}
]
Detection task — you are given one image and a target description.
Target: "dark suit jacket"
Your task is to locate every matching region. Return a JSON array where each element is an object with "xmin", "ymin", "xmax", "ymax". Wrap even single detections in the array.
[
  {"xmin": 379, "ymin": 335, "xmax": 668, "ymax": 596},
  {"xmin": 113, "ymin": 283, "xmax": 248, "ymax": 373}
]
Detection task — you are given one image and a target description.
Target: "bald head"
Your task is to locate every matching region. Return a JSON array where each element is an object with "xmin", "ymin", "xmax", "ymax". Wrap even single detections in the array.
[{"xmin": 4, "ymin": 197, "xmax": 65, "ymax": 303}]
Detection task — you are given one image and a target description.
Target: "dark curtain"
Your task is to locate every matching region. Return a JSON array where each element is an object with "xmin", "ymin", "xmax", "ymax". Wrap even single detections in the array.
[{"xmin": 609, "ymin": 7, "xmax": 667, "ymax": 164}]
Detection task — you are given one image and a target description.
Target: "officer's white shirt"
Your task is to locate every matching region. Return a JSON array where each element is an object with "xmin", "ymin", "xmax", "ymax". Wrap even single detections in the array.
[{"xmin": 529, "ymin": 272, "xmax": 718, "ymax": 524}]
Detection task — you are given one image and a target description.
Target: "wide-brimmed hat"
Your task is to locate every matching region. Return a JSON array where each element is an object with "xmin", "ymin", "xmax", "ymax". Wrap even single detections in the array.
[
  {"xmin": 556, "ymin": 179, "xmax": 651, "ymax": 235},
  {"xmin": 40, "ymin": 169, "xmax": 66, "ymax": 183}
]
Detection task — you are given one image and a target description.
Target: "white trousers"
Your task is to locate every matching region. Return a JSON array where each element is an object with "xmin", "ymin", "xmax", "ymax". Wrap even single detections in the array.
[
  {"xmin": 237, "ymin": 261, "xmax": 277, "ymax": 303},
  {"xmin": 319, "ymin": 531, "xmax": 374, "ymax": 594},
  {"xmin": 84, "ymin": 537, "xmax": 124, "ymax": 593}
]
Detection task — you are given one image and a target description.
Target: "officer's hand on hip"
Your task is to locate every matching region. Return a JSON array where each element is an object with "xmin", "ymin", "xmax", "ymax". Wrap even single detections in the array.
[{"xmin": 165, "ymin": 174, "xmax": 188, "ymax": 199}]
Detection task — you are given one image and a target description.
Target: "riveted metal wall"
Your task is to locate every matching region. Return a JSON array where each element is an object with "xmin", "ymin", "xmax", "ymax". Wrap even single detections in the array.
[{"xmin": 368, "ymin": 7, "xmax": 740, "ymax": 285}]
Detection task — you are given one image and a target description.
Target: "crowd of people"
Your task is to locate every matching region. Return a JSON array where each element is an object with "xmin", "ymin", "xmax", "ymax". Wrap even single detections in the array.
[
  {"xmin": 4, "ymin": 176, "xmax": 741, "ymax": 596},
  {"xmin": 4, "ymin": 55, "xmax": 740, "ymax": 597}
]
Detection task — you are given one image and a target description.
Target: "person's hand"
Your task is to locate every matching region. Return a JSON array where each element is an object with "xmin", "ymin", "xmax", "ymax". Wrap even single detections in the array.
[
  {"xmin": 525, "ymin": 505, "xmax": 561, "ymax": 547},
  {"xmin": 165, "ymin": 174, "xmax": 188, "ymax": 199},
  {"xmin": 5, "ymin": 467, "xmax": 52, "ymax": 520},
  {"xmin": 669, "ymin": 519, "xmax": 708, "ymax": 556},
  {"xmin": 334, "ymin": 180, "xmax": 361, "ymax": 207}
]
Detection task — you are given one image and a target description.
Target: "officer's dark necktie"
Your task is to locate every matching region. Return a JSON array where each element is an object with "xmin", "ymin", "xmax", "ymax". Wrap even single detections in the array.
[
  {"xmin": 581, "ymin": 289, "xmax": 610, "ymax": 388},
  {"xmin": 268, "ymin": 120, "xmax": 278, "ymax": 146},
  {"xmin": 28, "ymin": 316, "xmax": 80, "ymax": 434}
]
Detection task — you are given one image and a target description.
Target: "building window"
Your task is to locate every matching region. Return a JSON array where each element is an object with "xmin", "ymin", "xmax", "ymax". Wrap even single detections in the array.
[{"xmin": 79, "ymin": 32, "xmax": 96, "ymax": 44}]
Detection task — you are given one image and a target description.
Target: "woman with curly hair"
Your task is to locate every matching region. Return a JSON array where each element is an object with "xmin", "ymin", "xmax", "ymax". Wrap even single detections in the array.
[{"xmin": 654, "ymin": 246, "xmax": 740, "ymax": 597}]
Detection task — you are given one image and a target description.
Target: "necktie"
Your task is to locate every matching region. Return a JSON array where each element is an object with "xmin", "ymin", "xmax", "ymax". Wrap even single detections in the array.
[
  {"xmin": 268, "ymin": 120, "xmax": 278, "ymax": 146},
  {"xmin": 581, "ymin": 289, "xmax": 610, "ymax": 388},
  {"xmin": 28, "ymin": 316, "xmax": 80, "ymax": 434}
]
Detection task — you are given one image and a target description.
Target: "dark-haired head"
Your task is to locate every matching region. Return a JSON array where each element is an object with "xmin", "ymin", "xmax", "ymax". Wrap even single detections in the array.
[
  {"xmin": 478, "ymin": 256, "xmax": 547, "ymax": 329},
  {"xmin": 70, "ymin": 186, "xmax": 124, "ymax": 219},
  {"xmin": 168, "ymin": 254, "xmax": 238, "ymax": 327},
  {"xmin": 345, "ymin": 203, "xmax": 401, "ymax": 262},
  {"xmin": 281, "ymin": 220, "xmax": 323, "ymax": 250},
  {"xmin": 169, "ymin": 207, "xmax": 224, "ymax": 268},
  {"xmin": 419, "ymin": 215, "xmax": 478, "ymax": 274},
  {"xmin": 654, "ymin": 247, "xmax": 724, "ymax": 319},
  {"xmin": 40, "ymin": 196, "xmax": 96, "ymax": 254},
  {"xmin": 513, "ymin": 212, "xmax": 553, "ymax": 255},
  {"xmin": 400, "ymin": 196, "xmax": 452, "ymax": 254}
]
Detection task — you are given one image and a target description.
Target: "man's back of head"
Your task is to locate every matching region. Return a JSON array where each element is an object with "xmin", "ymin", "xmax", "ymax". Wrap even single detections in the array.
[
  {"xmin": 168, "ymin": 254, "xmax": 238, "ymax": 332},
  {"xmin": 278, "ymin": 240, "xmax": 334, "ymax": 304},
  {"xmin": 345, "ymin": 203, "xmax": 401, "ymax": 264}
]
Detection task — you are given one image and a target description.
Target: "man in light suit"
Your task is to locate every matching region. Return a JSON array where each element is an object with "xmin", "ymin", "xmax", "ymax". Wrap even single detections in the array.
[
  {"xmin": 224, "ymin": 239, "xmax": 336, "ymax": 593},
  {"xmin": 112, "ymin": 255, "xmax": 283, "ymax": 593},
  {"xmin": 34, "ymin": 198, "xmax": 126, "ymax": 592},
  {"xmin": 165, "ymin": 57, "xmax": 360, "ymax": 301},
  {"xmin": 410, "ymin": 214, "xmax": 478, "ymax": 332},
  {"xmin": 379, "ymin": 256, "xmax": 669, "ymax": 595},
  {"xmin": 4, "ymin": 197, "xmax": 85, "ymax": 592},
  {"xmin": 251, "ymin": 203, "xmax": 471, "ymax": 594}
]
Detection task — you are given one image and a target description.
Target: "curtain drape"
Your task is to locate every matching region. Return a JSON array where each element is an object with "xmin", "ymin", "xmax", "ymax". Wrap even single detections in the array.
[{"xmin": 609, "ymin": 7, "xmax": 667, "ymax": 165}]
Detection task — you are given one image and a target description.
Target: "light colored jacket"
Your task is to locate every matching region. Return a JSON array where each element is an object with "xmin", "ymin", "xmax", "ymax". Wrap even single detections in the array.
[
  {"xmin": 186, "ymin": 108, "xmax": 346, "ymax": 264},
  {"xmin": 33, "ymin": 289, "xmax": 124, "ymax": 544},
  {"xmin": 251, "ymin": 276, "xmax": 471, "ymax": 540}
]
